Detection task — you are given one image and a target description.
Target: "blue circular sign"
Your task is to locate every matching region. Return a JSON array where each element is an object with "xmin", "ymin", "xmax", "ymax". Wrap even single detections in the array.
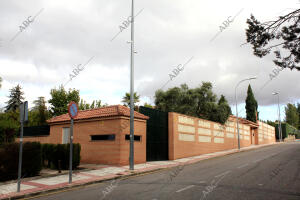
[{"xmin": 68, "ymin": 102, "xmax": 78, "ymax": 119}]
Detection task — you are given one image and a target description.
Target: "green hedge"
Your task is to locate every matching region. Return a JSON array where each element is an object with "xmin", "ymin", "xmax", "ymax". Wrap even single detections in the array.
[
  {"xmin": 275, "ymin": 123, "xmax": 298, "ymax": 139},
  {"xmin": 0, "ymin": 142, "xmax": 81, "ymax": 182},
  {"xmin": 0, "ymin": 142, "xmax": 42, "ymax": 181},
  {"xmin": 41, "ymin": 143, "xmax": 81, "ymax": 170}
]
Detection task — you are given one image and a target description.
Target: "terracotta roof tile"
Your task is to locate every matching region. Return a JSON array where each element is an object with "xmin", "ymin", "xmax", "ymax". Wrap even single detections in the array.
[{"xmin": 47, "ymin": 105, "xmax": 149, "ymax": 124}]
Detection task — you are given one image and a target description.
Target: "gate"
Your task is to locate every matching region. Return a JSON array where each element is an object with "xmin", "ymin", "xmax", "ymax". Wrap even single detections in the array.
[{"xmin": 139, "ymin": 106, "xmax": 169, "ymax": 161}]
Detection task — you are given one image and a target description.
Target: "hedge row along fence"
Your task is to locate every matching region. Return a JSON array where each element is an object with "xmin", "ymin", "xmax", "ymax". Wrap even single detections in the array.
[
  {"xmin": 275, "ymin": 123, "xmax": 298, "ymax": 139},
  {"xmin": 42, "ymin": 143, "xmax": 81, "ymax": 170},
  {"xmin": 0, "ymin": 142, "xmax": 81, "ymax": 182}
]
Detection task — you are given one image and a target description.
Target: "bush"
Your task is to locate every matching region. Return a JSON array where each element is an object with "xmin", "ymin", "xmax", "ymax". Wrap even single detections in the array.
[
  {"xmin": 0, "ymin": 142, "xmax": 42, "ymax": 181},
  {"xmin": 23, "ymin": 142, "xmax": 42, "ymax": 177},
  {"xmin": 41, "ymin": 143, "xmax": 81, "ymax": 170}
]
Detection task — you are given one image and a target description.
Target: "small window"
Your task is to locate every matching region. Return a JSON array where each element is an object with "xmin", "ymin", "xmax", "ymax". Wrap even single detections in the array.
[
  {"xmin": 125, "ymin": 135, "xmax": 141, "ymax": 141},
  {"xmin": 91, "ymin": 134, "xmax": 115, "ymax": 141}
]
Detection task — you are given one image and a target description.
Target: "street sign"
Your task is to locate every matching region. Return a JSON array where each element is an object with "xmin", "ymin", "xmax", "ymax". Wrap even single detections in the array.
[
  {"xmin": 19, "ymin": 101, "xmax": 28, "ymax": 122},
  {"xmin": 68, "ymin": 101, "xmax": 78, "ymax": 119}
]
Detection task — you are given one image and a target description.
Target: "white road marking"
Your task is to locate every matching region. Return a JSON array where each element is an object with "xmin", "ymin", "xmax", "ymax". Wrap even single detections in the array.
[
  {"xmin": 199, "ymin": 181, "xmax": 206, "ymax": 183},
  {"xmin": 176, "ymin": 185, "xmax": 195, "ymax": 193},
  {"xmin": 237, "ymin": 163, "xmax": 249, "ymax": 169},
  {"xmin": 215, "ymin": 170, "xmax": 231, "ymax": 178}
]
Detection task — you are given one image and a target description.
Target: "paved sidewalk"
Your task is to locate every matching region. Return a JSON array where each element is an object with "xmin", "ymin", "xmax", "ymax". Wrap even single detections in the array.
[{"xmin": 0, "ymin": 143, "xmax": 277, "ymax": 200}]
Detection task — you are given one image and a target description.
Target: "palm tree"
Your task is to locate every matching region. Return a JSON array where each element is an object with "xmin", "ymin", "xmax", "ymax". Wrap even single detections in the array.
[{"xmin": 122, "ymin": 92, "xmax": 140, "ymax": 107}]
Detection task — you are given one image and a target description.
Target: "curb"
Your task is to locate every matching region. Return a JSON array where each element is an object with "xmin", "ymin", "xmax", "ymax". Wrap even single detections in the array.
[{"xmin": 1, "ymin": 142, "xmax": 279, "ymax": 200}]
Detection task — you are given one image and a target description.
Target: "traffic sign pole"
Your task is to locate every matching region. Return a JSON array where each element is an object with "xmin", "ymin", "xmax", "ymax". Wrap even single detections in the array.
[
  {"xmin": 17, "ymin": 101, "xmax": 28, "ymax": 192},
  {"xmin": 17, "ymin": 120, "xmax": 23, "ymax": 192},
  {"xmin": 68, "ymin": 102, "xmax": 78, "ymax": 184},
  {"xmin": 69, "ymin": 118, "xmax": 73, "ymax": 184}
]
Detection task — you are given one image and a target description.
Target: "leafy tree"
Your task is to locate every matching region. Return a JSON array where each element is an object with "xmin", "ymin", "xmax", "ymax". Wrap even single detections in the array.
[
  {"xmin": 266, "ymin": 120, "xmax": 276, "ymax": 127},
  {"xmin": 143, "ymin": 103, "xmax": 154, "ymax": 108},
  {"xmin": 245, "ymin": 84, "xmax": 258, "ymax": 123},
  {"xmin": 285, "ymin": 103, "xmax": 299, "ymax": 128},
  {"xmin": 122, "ymin": 92, "xmax": 140, "ymax": 107},
  {"xmin": 78, "ymin": 99, "xmax": 103, "ymax": 110},
  {"xmin": 29, "ymin": 97, "xmax": 49, "ymax": 126},
  {"xmin": 48, "ymin": 86, "xmax": 80, "ymax": 117},
  {"xmin": 245, "ymin": 10, "xmax": 300, "ymax": 70},
  {"xmin": 216, "ymin": 95, "xmax": 232, "ymax": 124},
  {"xmin": 5, "ymin": 84, "xmax": 25, "ymax": 112},
  {"xmin": 155, "ymin": 83, "xmax": 232, "ymax": 124},
  {"xmin": 0, "ymin": 112, "xmax": 19, "ymax": 144}
]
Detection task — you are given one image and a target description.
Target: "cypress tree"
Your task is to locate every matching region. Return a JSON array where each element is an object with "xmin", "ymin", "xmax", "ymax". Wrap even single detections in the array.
[{"xmin": 245, "ymin": 84, "xmax": 258, "ymax": 122}]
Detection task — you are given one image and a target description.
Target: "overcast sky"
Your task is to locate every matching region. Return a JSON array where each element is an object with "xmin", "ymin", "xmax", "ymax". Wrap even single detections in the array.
[{"xmin": 0, "ymin": 0, "xmax": 299, "ymax": 121}]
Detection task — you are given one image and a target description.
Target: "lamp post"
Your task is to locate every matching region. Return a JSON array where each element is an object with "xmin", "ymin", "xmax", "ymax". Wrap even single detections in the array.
[
  {"xmin": 272, "ymin": 92, "xmax": 282, "ymax": 142},
  {"xmin": 129, "ymin": 0, "xmax": 135, "ymax": 170},
  {"xmin": 235, "ymin": 77, "xmax": 257, "ymax": 150}
]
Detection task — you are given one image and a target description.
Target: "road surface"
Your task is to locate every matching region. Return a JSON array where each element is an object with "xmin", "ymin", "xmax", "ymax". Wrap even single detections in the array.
[{"xmin": 31, "ymin": 142, "xmax": 300, "ymax": 200}]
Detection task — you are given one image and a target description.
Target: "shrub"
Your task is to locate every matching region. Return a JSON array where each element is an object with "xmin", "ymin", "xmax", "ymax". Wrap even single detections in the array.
[
  {"xmin": 41, "ymin": 143, "xmax": 81, "ymax": 170},
  {"xmin": 23, "ymin": 142, "xmax": 42, "ymax": 176},
  {"xmin": 0, "ymin": 142, "xmax": 42, "ymax": 181}
]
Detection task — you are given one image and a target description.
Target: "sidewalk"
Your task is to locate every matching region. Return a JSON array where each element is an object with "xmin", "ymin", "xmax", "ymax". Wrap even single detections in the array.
[{"xmin": 0, "ymin": 143, "xmax": 278, "ymax": 200}]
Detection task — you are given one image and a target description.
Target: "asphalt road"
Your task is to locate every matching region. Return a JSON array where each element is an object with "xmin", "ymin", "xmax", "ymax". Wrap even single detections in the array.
[{"xmin": 30, "ymin": 142, "xmax": 300, "ymax": 200}]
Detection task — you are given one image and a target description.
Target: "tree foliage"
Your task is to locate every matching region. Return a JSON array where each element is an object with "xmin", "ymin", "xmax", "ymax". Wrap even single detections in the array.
[
  {"xmin": 122, "ymin": 92, "xmax": 140, "ymax": 107},
  {"xmin": 0, "ymin": 112, "xmax": 19, "ymax": 144},
  {"xmin": 48, "ymin": 86, "xmax": 80, "ymax": 117},
  {"xmin": 28, "ymin": 97, "xmax": 49, "ymax": 126},
  {"xmin": 285, "ymin": 103, "xmax": 299, "ymax": 128},
  {"xmin": 143, "ymin": 103, "xmax": 154, "ymax": 108},
  {"xmin": 265, "ymin": 120, "xmax": 276, "ymax": 127},
  {"xmin": 245, "ymin": 10, "xmax": 300, "ymax": 70},
  {"xmin": 78, "ymin": 99, "xmax": 104, "ymax": 110},
  {"xmin": 154, "ymin": 83, "xmax": 232, "ymax": 124},
  {"xmin": 5, "ymin": 84, "xmax": 25, "ymax": 112},
  {"xmin": 245, "ymin": 84, "xmax": 258, "ymax": 123},
  {"xmin": 297, "ymin": 103, "xmax": 300, "ymax": 129}
]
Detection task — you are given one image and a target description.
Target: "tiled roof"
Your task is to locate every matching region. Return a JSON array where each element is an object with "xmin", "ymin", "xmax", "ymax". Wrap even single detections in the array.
[
  {"xmin": 229, "ymin": 115, "xmax": 259, "ymax": 127},
  {"xmin": 47, "ymin": 105, "xmax": 149, "ymax": 124}
]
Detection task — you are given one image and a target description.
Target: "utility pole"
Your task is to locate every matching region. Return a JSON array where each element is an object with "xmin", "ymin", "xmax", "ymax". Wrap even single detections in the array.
[{"xmin": 129, "ymin": 0, "xmax": 135, "ymax": 170}]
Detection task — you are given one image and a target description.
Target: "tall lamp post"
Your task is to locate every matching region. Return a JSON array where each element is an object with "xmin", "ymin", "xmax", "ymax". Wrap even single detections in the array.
[
  {"xmin": 235, "ymin": 77, "xmax": 257, "ymax": 150},
  {"xmin": 129, "ymin": 0, "xmax": 135, "ymax": 170},
  {"xmin": 272, "ymin": 92, "xmax": 282, "ymax": 142}
]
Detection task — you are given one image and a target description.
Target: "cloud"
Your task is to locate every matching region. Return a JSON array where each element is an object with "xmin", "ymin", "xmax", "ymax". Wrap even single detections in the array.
[{"xmin": 0, "ymin": 0, "xmax": 298, "ymax": 121}]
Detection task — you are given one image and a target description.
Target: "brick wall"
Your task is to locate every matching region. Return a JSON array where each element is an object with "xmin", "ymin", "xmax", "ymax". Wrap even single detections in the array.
[
  {"xmin": 168, "ymin": 112, "xmax": 275, "ymax": 160},
  {"xmin": 18, "ymin": 117, "xmax": 147, "ymax": 166}
]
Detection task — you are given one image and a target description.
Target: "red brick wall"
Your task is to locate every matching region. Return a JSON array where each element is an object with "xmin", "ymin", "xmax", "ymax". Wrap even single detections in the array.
[
  {"xmin": 168, "ymin": 112, "xmax": 274, "ymax": 160},
  {"xmin": 18, "ymin": 117, "xmax": 147, "ymax": 166}
]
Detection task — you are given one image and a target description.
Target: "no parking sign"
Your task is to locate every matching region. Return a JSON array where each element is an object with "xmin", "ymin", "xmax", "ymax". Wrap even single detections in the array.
[
  {"xmin": 68, "ymin": 101, "xmax": 79, "ymax": 119},
  {"xmin": 68, "ymin": 101, "xmax": 78, "ymax": 183}
]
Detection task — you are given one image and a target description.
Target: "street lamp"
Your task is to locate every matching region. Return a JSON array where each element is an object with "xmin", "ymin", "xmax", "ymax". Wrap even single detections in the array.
[
  {"xmin": 235, "ymin": 76, "xmax": 257, "ymax": 150},
  {"xmin": 272, "ymin": 92, "xmax": 282, "ymax": 142},
  {"xmin": 129, "ymin": 0, "xmax": 135, "ymax": 170}
]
